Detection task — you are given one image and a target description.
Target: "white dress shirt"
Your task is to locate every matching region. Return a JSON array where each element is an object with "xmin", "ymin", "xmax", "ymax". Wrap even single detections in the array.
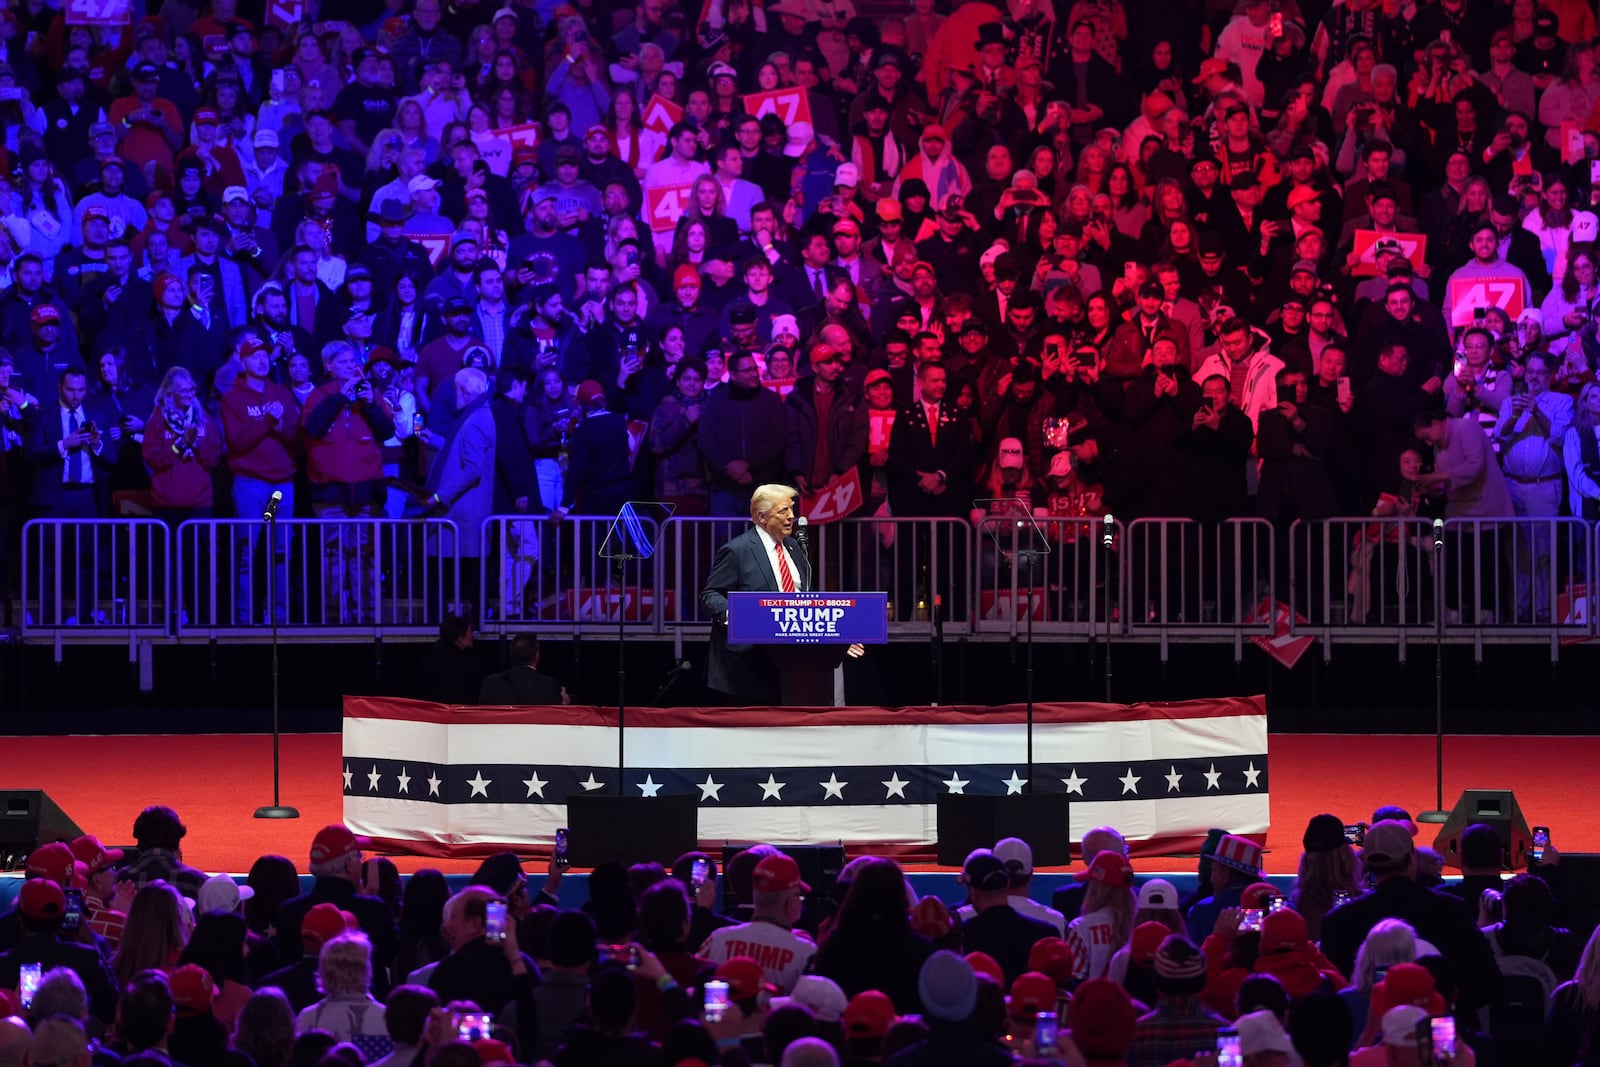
[{"xmin": 754, "ymin": 525, "xmax": 804, "ymax": 591}]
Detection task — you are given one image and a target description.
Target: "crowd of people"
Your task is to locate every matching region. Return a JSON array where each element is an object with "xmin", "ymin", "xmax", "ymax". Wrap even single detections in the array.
[
  {"xmin": 1, "ymin": 802, "xmax": 1597, "ymax": 1066},
  {"xmin": 6, "ymin": 0, "xmax": 1600, "ymax": 628}
]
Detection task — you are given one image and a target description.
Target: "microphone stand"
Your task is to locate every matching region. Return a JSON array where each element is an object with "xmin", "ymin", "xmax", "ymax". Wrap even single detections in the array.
[
  {"xmin": 255, "ymin": 493, "xmax": 298, "ymax": 819},
  {"xmin": 1102, "ymin": 514, "xmax": 1115, "ymax": 704},
  {"xmin": 1419, "ymin": 518, "xmax": 1448, "ymax": 824},
  {"xmin": 652, "ymin": 661, "xmax": 692, "ymax": 705}
]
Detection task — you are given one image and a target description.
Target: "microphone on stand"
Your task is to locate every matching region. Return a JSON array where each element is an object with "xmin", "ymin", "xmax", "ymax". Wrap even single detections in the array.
[
  {"xmin": 263, "ymin": 490, "xmax": 283, "ymax": 522},
  {"xmin": 1102, "ymin": 513, "xmax": 1115, "ymax": 548},
  {"xmin": 652, "ymin": 659, "xmax": 694, "ymax": 704},
  {"xmin": 1433, "ymin": 518, "xmax": 1445, "ymax": 550},
  {"xmin": 794, "ymin": 515, "xmax": 811, "ymax": 591}
]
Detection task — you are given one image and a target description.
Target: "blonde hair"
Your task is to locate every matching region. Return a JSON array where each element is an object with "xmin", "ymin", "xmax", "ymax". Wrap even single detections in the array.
[
  {"xmin": 1574, "ymin": 925, "xmax": 1600, "ymax": 1011},
  {"xmin": 1081, "ymin": 879, "xmax": 1135, "ymax": 955},
  {"xmin": 316, "ymin": 932, "xmax": 373, "ymax": 996},
  {"xmin": 154, "ymin": 366, "xmax": 197, "ymax": 410},
  {"xmin": 1351, "ymin": 918, "xmax": 1418, "ymax": 992},
  {"xmin": 750, "ymin": 484, "xmax": 796, "ymax": 522}
]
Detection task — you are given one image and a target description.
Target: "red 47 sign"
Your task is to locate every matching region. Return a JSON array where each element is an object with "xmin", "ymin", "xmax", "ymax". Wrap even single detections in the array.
[
  {"xmin": 801, "ymin": 468, "xmax": 864, "ymax": 525},
  {"xmin": 1444, "ymin": 276, "xmax": 1527, "ymax": 328},
  {"xmin": 67, "ymin": 0, "xmax": 130, "ymax": 25},
  {"xmin": 1350, "ymin": 230, "xmax": 1427, "ymax": 277},
  {"xmin": 742, "ymin": 88, "xmax": 812, "ymax": 128},
  {"xmin": 414, "ymin": 233, "xmax": 452, "ymax": 268},
  {"xmin": 265, "ymin": 0, "xmax": 303, "ymax": 30},
  {"xmin": 644, "ymin": 181, "xmax": 697, "ymax": 234},
  {"xmin": 498, "ymin": 121, "xmax": 541, "ymax": 150},
  {"xmin": 642, "ymin": 95, "xmax": 682, "ymax": 136}
]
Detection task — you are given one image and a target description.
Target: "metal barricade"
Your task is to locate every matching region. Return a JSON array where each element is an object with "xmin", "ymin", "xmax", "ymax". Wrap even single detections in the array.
[
  {"xmin": 1290, "ymin": 517, "xmax": 1437, "ymax": 636},
  {"xmin": 1440, "ymin": 518, "xmax": 1592, "ymax": 634},
  {"xmin": 174, "ymin": 518, "xmax": 460, "ymax": 637},
  {"xmin": 661, "ymin": 516, "xmax": 976, "ymax": 635},
  {"xmin": 971, "ymin": 516, "xmax": 1120, "ymax": 637},
  {"xmin": 21, "ymin": 519, "xmax": 169, "ymax": 635},
  {"xmin": 478, "ymin": 513, "xmax": 665, "ymax": 637},
  {"xmin": 1125, "ymin": 518, "xmax": 1275, "ymax": 637}
]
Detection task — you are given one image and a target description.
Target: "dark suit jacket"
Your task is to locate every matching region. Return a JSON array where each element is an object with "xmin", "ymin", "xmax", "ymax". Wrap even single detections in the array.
[
  {"xmin": 699, "ymin": 525, "xmax": 813, "ymax": 700},
  {"xmin": 488, "ymin": 396, "xmax": 540, "ymax": 514},
  {"xmin": 887, "ymin": 399, "xmax": 974, "ymax": 518},
  {"xmin": 480, "ymin": 665, "xmax": 563, "ymax": 705},
  {"xmin": 25, "ymin": 400, "xmax": 121, "ymax": 511}
]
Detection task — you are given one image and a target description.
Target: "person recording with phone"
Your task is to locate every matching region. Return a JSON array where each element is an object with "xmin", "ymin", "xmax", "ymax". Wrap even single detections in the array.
[
  {"xmin": 301, "ymin": 342, "xmax": 395, "ymax": 623},
  {"xmin": 0, "ymin": 878, "xmax": 120, "ymax": 1024},
  {"xmin": 427, "ymin": 886, "xmax": 541, "ymax": 1054}
]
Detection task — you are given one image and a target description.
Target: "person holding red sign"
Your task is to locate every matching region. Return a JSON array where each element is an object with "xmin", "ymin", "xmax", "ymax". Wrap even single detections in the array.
[{"xmin": 1444, "ymin": 219, "xmax": 1533, "ymax": 324}]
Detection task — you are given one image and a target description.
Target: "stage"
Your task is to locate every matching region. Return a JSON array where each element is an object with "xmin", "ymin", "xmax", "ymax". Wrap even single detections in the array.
[{"xmin": 3, "ymin": 730, "xmax": 1594, "ymax": 875}]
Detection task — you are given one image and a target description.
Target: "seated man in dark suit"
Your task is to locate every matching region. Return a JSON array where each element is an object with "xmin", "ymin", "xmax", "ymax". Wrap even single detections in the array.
[
  {"xmin": 480, "ymin": 632, "xmax": 568, "ymax": 705},
  {"xmin": 699, "ymin": 483, "xmax": 813, "ymax": 704}
]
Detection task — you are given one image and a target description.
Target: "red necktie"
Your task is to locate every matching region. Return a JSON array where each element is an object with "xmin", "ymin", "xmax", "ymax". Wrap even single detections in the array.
[
  {"xmin": 928, "ymin": 406, "xmax": 938, "ymax": 446},
  {"xmin": 775, "ymin": 542, "xmax": 798, "ymax": 592}
]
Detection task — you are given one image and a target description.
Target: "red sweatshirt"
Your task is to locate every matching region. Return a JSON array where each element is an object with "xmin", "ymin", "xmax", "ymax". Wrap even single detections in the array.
[
  {"xmin": 299, "ymin": 380, "xmax": 393, "ymax": 486},
  {"xmin": 222, "ymin": 378, "xmax": 300, "ymax": 482},
  {"xmin": 142, "ymin": 407, "xmax": 223, "ymax": 509}
]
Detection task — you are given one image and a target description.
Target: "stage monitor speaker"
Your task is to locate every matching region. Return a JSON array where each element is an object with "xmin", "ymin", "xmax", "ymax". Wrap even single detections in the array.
[
  {"xmin": 936, "ymin": 794, "xmax": 1071, "ymax": 867},
  {"xmin": 0, "ymin": 790, "xmax": 84, "ymax": 871},
  {"xmin": 720, "ymin": 843, "xmax": 846, "ymax": 934},
  {"xmin": 1429, "ymin": 789, "xmax": 1531, "ymax": 870},
  {"xmin": 565, "ymin": 794, "xmax": 697, "ymax": 868}
]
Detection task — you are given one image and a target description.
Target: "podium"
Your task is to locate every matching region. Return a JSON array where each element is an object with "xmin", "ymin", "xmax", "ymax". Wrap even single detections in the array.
[{"xmin": 728, "ymin": 592, "xmax": 888, "ymax": 706}]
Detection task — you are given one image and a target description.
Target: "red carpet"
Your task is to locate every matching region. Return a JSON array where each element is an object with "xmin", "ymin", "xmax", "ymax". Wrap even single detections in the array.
[{"xmin": 5, "ymin": 733, "xmax": 1591, "ymax": 874}]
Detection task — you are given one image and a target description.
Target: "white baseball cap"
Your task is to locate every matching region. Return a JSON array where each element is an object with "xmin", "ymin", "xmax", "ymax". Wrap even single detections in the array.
[
  {"xmin": 196, "ymin": 872, "xmax": 254, "ymax": 914},
  {"xmin": 993, "ymin": 837, "xmax": 1033, "ymax": 875}
]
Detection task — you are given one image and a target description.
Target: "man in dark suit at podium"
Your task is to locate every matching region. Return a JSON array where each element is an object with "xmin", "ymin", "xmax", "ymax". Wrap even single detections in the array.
[
  {"xmin": 700, "ymin": 483, "xmax": 813, "ymax": 704},
  {"xmin": 479, "ymin": 632, "xmax": 569, "ymax": 705}
]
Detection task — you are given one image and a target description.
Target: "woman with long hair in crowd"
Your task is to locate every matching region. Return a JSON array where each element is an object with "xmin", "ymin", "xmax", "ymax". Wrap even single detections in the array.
[
  {"xmin": 1542, "ymin": 246, "xmax": 1600, "ymax": 366},
  {"xmin": 394, "ymin": 99, "xmax": 440, "ymax": 164},
  {"xmin": 394, "ymin": 868, "xmax": 452, "ymax": 980},
  {"xmin": 177, "ymin": 912, "xmax": 253, "ymax": 1027},
  {"xmin": 815, "ymin": 857, "xmax": 934, "ymax": 1012},
  {"xmin": 143, "ymin": 365, "xmax": 223, "ymax": 526},
  {"xmin": 93, "ymin": 348, "xmax": 155, "ymax": 491},
  {"xmin": 1524, "ymin": 172, "xmax": 1576, "ymax": 278},
  {"xmin": 233, "ymin": 988, "xmax": 298, "ymax": 1067},
  {"xmin": 606, "ymin": 90, "xmax": 663, "ymax": 178},
  {"xmin": 12, "ymin": 150, "xmax": 73, "ymax": 275},
  {"xmin": 1290, "ymin": 815, "xmax": 1361, "ymax": 940},
  {"xmin": 1067, "ymin": 852, "xmax": 1136, "ymax": 980},
  {"xmin": 1104, "ymin": 162, "xmax": 1146, "ymax": 239},
  {"xmin": 114, "ymin": 882, "xmax": 192, "ymax": 986}
]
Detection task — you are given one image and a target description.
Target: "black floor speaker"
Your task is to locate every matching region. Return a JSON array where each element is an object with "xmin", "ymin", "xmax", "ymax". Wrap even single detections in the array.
[
  {"xmin": 564, "ymin": 793, "xmax": 697, "ymax": 868},
  {"xmin": 720, "ymin": 843, "xmax": 846, "ymax": 934},
  {"xmin": 0, "ymin": 790, "xmax": 84, "ymax": 871},
  {"xmin": 1429, "ymin": 789, "xmax": 1532, "ymax": 869},
  {"xmin": 935, "ymin": 793, "xmax": 1071, "ymax": 867}
]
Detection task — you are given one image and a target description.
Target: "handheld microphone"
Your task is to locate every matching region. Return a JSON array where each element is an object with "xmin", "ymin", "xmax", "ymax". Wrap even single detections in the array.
[
  {"xmin": 1102, "ymin": 513, "xmax": 1115, "ymax": 548},
  {"xmin": 263, "ymin": 490, "xmax": 283, "ymax": 522},
  {"xmin": 1433, "ymin": 518, "xmax": 1444, "ymax": 550}
]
